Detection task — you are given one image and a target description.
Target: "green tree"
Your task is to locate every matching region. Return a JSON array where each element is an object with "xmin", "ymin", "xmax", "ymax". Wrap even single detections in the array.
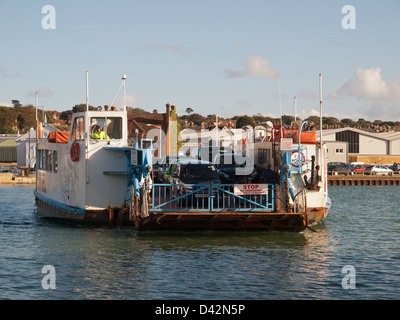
[
  {"xmin": 17, "ymin": 105, "xmax": 37, "ymax": 132},
  {"xmin": 188, "ymin": 113, "xmax": 206, "ymax": 125},
  {"xmin": 72, "ymin": 103, "xmax": 95, "ymax": 113},
  {"xmin": 0, "ymin": 106, "xmax": 17, "ymax": 134},
  {"xmin": 185, "ymin": 107, "xmax": 194, "ymax": 114},
  {"xmin": 341, "ymin": 118, "xmax": 356, "ymax": 127},
  {"xmin": 236, "ymin": 115, "xmax": 255, "ymax": 128},
  {"xmin": 281, "ymin": 114, "xmax": 294, "ymax": 126}
]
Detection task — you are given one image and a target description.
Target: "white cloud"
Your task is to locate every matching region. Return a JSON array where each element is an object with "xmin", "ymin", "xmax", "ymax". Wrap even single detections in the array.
[
  {"xmin": 0, "ymin": 65, "xmax": 22, "ymax": 78},
  {"xmin": 245, "ymin": 55, "xmax": 279, "ymax": 78},
  {"xmin": 0, "ymin": 102, "xmax": 12, "ymax": 107},
  {"xmin": 224, "ymin": 55, "xmax": 279, "ymax": 79},
  {"xmin": 113, "ymin": 94, "xmax": 141, "ymax": 108},
  {"xmin": 26, "ymin": 87, "xmax": 53, "ymax": 98},
  {"xmin": 236, "ymin": 99, "xmax": 253, "ymax": 108},
  {"xmin": 335, "ymin": 67, "xmax": 400, "ymax": 120},
  {"xmin": 337, "ymin": 68, "xmax": 390, "ymax": 99}
]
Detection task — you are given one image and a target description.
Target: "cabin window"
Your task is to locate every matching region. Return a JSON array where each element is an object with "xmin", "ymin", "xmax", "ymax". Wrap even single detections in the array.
[
  {"xmin": 53, "ymin": 151, "xmax": 58, "ymax": 173},
  {"xmin": 335, "ymin": 148, "xmax": 344, "ymax": 154},
  {"xmin": 37, "ymin": 150, "xmax": 42, "ymax": 169},
  {"xmin": 90, "ymin": 117, "xmax": 122, "ymax": 140},
  {"xmin": 71, "ymin": 117, "xmax": 85, "ymax": 141},
  {"xmin": 46, "ymin": 150, "xmax": 52, "ymax": 172},
  {"xmin": 258, "ymin": 148, "xmax": 270, "ymax": 165},
  {"xmin": 41, "ymin": 149, "xmax": 46, "ymax": 170}
]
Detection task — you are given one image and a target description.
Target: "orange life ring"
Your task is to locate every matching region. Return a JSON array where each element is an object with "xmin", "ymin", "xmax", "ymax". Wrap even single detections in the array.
[{"xmin": 70, "ymin": 142, "xmax": 80, "ymax": 162}]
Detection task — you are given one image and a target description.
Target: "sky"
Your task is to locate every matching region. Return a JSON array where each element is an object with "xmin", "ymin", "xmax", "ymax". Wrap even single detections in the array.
[{"xmin": 0, "ymin": 0, "xmax": 399, "ymax": 121}]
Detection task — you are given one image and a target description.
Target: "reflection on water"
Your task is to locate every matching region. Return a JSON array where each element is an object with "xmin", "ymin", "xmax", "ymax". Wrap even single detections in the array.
[{"xmin": 1, "ymin": 185, "xmax": 400, "ymax": 299}]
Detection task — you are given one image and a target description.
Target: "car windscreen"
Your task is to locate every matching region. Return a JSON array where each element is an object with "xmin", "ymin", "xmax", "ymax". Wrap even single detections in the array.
[
  {"xmin": 180, "ymin": 164, "xmax": 218, "ymax": 180},
  {"xmin": 219, "ymin": 155, "xmax": 248, "ymax": 167}
]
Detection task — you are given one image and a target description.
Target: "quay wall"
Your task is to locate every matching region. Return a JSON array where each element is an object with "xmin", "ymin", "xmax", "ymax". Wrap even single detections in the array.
[
  {"xmin": 0, "ymin": 173, "xmax": 36, "ymax": 185},
  {"xmin": 2, "ymin": 173, "xmax": 400, "ymax": 187},
  {"xmin": 328, "ymin": 175, "xmax": 400, "ymax": 186}
]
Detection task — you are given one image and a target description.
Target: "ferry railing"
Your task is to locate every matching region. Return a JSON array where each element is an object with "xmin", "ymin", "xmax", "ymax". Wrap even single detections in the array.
[{"xmin": 149, "ymin": 183, "xmax": 275, "ymax": 213}]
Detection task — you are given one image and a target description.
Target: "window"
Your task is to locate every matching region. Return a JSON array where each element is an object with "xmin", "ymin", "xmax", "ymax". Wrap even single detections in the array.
[
  {"xmin": 37, "ymin": 149, "xmax": 42, "ymax": 169},
  {"xmin": 46, "ymin": 150, "xmax": 52, "ymax": 172},
  {"xmin": 37, "ymin": 149, "xmax": 58, "ymax": 173},
  {"xmin": 336, "ymin": 130, "xmax": 359, "ymax": 153},
  {"xmin": 71, "ymin": 117, "xmax": 85, "ymax": 141},
  {"xmin": 90, "ymin": 117, "xmax": 122, "ymax": 140},
  {"xmin": 41, "ymin": 150, "xmax": 46, "ymax": 170},
  {"xmin": 335, "ymin": 148, "xmax": 344, "ymax": 154},
  {"xmin": 53, "ymin": 151, "xmax": 58, "ymax": 173},
  {"xmin": 258, "ymin": 148, "xmax": 271, "ymax": 165}
]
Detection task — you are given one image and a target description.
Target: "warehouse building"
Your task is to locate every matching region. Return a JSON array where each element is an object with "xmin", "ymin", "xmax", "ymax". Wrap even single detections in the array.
[{"xmin": 318, "ymin": 127, "xmax": 400, "ymax": 164}]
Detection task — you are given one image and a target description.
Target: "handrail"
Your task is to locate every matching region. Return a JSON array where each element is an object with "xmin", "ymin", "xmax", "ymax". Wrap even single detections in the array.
[
  {"xmin": 149, "ymin": 183, "xmax": 275, "ymax": 212},
  {"xmin": 298, "ymin": 121, "xmax": 308, "ymax": 174}
]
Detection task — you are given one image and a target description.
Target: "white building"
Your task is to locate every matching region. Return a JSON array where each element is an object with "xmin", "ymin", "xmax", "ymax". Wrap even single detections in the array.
[{"xmin": 16, "ymin": 124, "xmax": 62, "ymax": 168}]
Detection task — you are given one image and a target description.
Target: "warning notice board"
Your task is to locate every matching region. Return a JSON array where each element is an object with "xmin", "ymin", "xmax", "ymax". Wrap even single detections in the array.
[{"xmin": 234, "ymin": 184, "xmax": 269, "ymax": 195}]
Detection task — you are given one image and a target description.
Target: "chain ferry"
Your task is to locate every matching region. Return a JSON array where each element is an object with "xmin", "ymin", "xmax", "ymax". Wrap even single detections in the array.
[{"xmin": 34, "ymin": 74, "xmax": 331, "ymax": 232}]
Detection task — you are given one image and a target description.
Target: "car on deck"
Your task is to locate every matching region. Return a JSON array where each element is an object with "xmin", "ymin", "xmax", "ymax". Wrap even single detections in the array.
[{"xmin": 164, "ymin": 160, "xmax": 220, "ymax": 205}]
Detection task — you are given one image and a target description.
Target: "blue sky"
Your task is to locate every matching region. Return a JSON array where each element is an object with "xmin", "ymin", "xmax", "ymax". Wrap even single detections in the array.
[{"xmin": 0, "ymin": 0, "xmax": 399, "ymax": 121}]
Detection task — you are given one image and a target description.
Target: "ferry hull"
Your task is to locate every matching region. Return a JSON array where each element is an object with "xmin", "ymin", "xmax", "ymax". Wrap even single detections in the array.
[
  {"xmin": 135, "ymin": 212, "xmax": 308, "ymax": 232},
  {"xmin": 35, "ymin": 191, "xmax": 131, "ymax": 226},
  {"xmin": 35, "ymin": 195, "xmax": 327, "ymax": 232}
]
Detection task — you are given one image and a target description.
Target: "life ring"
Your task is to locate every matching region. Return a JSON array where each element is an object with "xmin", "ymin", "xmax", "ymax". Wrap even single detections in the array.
[{"xmin": 70, "ymin": 142, "xmax": 80, "ymax": 162}]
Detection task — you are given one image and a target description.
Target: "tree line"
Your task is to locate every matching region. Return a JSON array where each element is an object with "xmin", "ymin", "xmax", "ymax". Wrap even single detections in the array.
[{"xmin": 1, "ymin": 100, "xmax": 400, "ymax": 134}]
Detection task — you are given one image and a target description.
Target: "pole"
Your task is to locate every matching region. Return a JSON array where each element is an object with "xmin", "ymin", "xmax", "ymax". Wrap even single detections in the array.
[
  {"xmin": 319, "ymin": 73, "xmax": 323, "ymax": 147},
  {"xmin": 279, "ymin": 79, "xmax": 282, "ymax": 128},
  {"xmin": 35, "ymin": 92, "xmax": 38, "ymax": 190},
  {"xmin": 86, "ymin": 70, "xmax": 89, "ymax": 113}
]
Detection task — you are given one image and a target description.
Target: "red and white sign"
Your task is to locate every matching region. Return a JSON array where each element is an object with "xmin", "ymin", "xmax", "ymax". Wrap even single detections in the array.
[
  {"xmin": 234, "ymin": 184, "xmax": 269, "ymax": 195},
  {"xmin": 291, "ymin": 151, "xmax": 306, "ymax": 168},
  {"xmin": 280, "ymin": 138, "xmax": 293, "ymax": 151}
]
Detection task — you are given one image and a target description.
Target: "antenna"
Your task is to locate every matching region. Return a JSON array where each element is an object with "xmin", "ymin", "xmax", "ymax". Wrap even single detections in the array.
[
  {"xmin": 122, "ymin": 74, "xmax": 127, "ymax": 111},
  {"xmin": 110, "ymin": 74, "xmax": 127, "ymax": 110},
  {"xmin": 86, "ymin": 70, "xmax": 89, "ymax": 113},
  {"xmin": 279, "ymin": 78, "xmax": 282, "ymax": 128}
]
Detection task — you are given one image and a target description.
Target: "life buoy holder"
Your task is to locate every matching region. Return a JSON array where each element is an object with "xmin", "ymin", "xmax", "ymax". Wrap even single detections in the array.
[{"xmin": 70, "ymin": 142, "xmax": 80, "ymax": 162}]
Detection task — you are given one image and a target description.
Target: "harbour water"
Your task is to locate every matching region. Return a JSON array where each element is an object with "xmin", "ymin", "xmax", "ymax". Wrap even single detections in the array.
[{"xmin": 1, "ymin": 185, "xmax": 400, "ymax": 300}]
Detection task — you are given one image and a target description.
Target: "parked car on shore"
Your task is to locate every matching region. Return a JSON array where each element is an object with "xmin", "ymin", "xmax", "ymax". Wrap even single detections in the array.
[
  {"xmin": 352, "ymin": 164, "xmax": 368, "ymax": 174},
  {"xmin": 388, "ymin": 163, "xmax": 400, "ymax": 174},
  {"xmin": 327, "ymin": 163, "xmax": 357, "ymax": 175},
  {"xmin": 364, "ymin": 165, "xmax": 393, "ymax": 175}
]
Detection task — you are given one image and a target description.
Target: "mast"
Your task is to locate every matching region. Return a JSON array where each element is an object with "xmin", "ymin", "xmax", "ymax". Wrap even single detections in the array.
[
  {"xmin": 319, "ymin": 73, "xmax": 323, "ymax": 147},
  {"xmin": 86, "ymin": 70, "xmax": 89, "ymax": 113},
  {"xmin": 122, "ymin": 74, "xmax": 127, "ymax": 111},
  {"xmin": 279, "ymin": 78, "xmax": 282, "ymax": 128},
  {"xmin": 35, "ymin": 92, "xmax": 38, "ymax": 191}
]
